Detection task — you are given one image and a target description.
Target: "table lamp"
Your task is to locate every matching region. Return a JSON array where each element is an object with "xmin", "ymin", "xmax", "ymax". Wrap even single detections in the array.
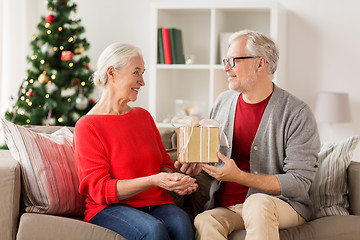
[{"xmin": 314, "ymin": 92, "xmax": 351, "ymax": 124}]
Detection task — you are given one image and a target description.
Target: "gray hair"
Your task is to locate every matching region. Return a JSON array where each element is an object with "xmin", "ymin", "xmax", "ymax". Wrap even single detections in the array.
[
  {"xmin": 92, "ymin": 43, "xmax": 142, "ymax": 86},
  {"xmin": 228, "ymin": 30, "xmax": 279, "ymax": 75}
]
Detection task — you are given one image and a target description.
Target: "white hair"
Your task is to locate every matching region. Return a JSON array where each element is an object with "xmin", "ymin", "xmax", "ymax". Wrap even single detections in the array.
[
  {"xmin": 92, "ymin": 43, "xmax": 142, "ymax": 86},
  {"xmin": 228, "ymin": 30, "xmax": 279, "ymax": 76}
]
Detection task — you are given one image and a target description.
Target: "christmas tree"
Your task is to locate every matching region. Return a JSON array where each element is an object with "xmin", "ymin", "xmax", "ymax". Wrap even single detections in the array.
[{"xmin": 4, "ymin": 0, "xmax": 95, "ymax": 126}]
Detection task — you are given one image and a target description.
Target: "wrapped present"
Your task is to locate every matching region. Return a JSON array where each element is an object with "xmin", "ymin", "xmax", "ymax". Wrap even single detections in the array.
[
  {"xmin": 177, "ymin": 125, "xmax": 219, "ymax": 163},
  {"xmin": 172, "ymin": 116, "xmax": 225, "ymax": 163}
]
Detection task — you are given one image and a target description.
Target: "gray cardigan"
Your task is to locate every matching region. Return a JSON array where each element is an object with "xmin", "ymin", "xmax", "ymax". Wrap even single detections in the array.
[{"xmin": 207, "ymin": 84, "xmax": 321, "ymax": 221}]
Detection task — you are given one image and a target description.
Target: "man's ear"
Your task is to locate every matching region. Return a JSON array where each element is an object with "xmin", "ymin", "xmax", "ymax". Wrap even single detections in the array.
[{"xmin": 257, "ymin": 57, "xmax": 267, "ymax": 71}]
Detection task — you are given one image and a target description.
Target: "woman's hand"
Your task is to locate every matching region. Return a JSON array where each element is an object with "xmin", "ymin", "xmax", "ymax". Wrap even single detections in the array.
[
  {"xmin": 174, "ymin": 161, "xmax": 203, "ymax": 176},
  {"xmin": 152, "ymin": 172, "xmax": 198, "ymax": 195}
]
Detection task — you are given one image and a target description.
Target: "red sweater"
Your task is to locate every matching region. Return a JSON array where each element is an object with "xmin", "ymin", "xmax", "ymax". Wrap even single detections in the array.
[
  {"xmin": 216, "ymin": 94, "xmax": 271, "ymax": 208},
  {"xmin": 74, "ymin": 107, "xmax": 175, "ymax": 222}
]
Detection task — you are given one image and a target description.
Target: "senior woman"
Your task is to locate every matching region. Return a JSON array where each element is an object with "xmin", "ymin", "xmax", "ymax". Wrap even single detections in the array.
[{"xmin": 74, "ymin": 43, "xmax": 197, "ymax": 240}]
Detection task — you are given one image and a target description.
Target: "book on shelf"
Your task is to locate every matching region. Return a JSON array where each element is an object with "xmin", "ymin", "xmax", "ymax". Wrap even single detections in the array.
[
  {"xmin": 158, "ymin": 27, "xmax": 185, "ymax": 64},
  {"xmin": 169, "ymin": 28, "xmax": 185, "ymax": 64},
  {"xmin": 161, "ymin": 28, "xmax": 172, "ymax": 64},
  {"xmin": 157, "ymin": 28, "xmax": 165, "ymax": 64}
]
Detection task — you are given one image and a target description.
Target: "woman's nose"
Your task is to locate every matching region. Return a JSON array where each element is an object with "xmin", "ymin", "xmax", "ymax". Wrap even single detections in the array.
[{"xmin": 139, "ymin": 76, "xmax": 145, "ymax": 86}]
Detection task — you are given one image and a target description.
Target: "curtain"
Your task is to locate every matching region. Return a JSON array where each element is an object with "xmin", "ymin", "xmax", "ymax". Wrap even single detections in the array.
[
  {"xmin": 0, "ymin": 0, "xmax": 38, "ymax": 117},
  {"xmin": 0, "ymin": 0, "xmax": 39, "ymax": 144}
]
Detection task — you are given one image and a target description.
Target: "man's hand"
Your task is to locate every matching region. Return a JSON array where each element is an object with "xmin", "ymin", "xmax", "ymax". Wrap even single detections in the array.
[
  {"xmin": 200, "ymin": 152, "xmax": 243, "ymax": 182},
  {"xmin": 201, "ymin": 152, "xmax": 282, "ymax": 195},
  {"xmin": 174, "ymin": 161, "xmax": 203, "ymax": 176}
]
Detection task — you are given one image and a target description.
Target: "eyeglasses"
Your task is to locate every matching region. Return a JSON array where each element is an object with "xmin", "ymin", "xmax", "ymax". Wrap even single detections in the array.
[{"xmin": 222, "ymin": 56, "xmax": 260, "ymax": 68}]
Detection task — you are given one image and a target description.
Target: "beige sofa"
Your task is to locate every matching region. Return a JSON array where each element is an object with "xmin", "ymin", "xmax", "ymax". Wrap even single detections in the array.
[{"xmin": 1, "ymin": 126, "xmax": 360, "ymax": 240}]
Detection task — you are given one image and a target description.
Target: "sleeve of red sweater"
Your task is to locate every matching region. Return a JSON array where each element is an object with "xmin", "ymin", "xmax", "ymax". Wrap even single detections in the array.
[
  {"xmin": 74, "ymin": 118, "xmax": 119, "ymax": 205},
  {"xmin": 147, "ymin": 112, "xmax": 175, "ymax": 172}
]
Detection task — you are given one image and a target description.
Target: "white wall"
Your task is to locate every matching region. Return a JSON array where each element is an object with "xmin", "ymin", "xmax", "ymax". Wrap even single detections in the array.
[
  {"xmin": 1, "ymin": 0, "xmax": 360, "ymax": 143},
  {"xmin": 283, "ymin": 0, "xmax": 360, "ymax": 142}
]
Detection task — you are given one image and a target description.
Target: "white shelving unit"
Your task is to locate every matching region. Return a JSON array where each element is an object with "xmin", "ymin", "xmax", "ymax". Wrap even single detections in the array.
[{"xmin": 149, "ymin": 1, "xmax": 286, "ymax": 127}]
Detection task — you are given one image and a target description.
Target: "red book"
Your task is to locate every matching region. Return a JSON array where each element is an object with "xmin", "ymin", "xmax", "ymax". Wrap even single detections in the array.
[{"xmin": 162, "ymin": 28, "xmax": 172, "ymax": 64}]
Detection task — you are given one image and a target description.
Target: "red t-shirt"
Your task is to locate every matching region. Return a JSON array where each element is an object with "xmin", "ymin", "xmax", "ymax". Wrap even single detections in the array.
[
  {"xmin": 73, "ymin": 107, "xmax": 175, "ymax": 222},
  {"xmin": 216, "ymin": 94, "xmax": 271, "ymax": 208}
]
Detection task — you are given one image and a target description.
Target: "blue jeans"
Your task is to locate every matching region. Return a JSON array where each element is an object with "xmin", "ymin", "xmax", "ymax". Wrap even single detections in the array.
[{"xmin": 90, "ymin": 203, "xmax": 194, "ymax": 240}]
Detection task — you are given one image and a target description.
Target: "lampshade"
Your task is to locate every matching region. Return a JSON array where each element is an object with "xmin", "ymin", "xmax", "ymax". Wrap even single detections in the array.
[{"xmin": 314, "ymin": 92, "xmax": 351, "ymax": 123}]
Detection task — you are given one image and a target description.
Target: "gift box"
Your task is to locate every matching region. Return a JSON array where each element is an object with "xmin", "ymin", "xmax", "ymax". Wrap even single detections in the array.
[{"xmin": 177, "ymin": 125, "xmax": 220, "ymax": 163}]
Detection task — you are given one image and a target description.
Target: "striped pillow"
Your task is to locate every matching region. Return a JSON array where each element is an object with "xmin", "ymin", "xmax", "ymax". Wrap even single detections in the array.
[
  {"xmin": 1, "ymin": 119, "xmax": 85, "ymax": 216},
  {"xmin": 310, "ymin": 136, "xmax": 360, "ymax": 219}
]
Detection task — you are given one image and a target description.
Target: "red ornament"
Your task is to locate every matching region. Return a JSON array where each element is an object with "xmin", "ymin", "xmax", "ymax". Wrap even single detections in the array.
[
  {"xmin": 46, "ymin": 14, "xmax": 56, "ymax": 23},
  {"xmin": 89, "ymin": 98, "xmax": 96, "ymax": 104},
  {"xmin": 86, "ymin": 66, "xmax": 91, "ymax": 70},
  {"xmin": 27, "ymin": 89, "xmax": 34, "ymax": 97},
  {"xmin": 61, "ymin": 51, "xmax": 74, "ymax": 61}
]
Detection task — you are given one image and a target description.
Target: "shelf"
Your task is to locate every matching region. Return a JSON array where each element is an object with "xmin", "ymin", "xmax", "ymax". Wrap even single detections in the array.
[
  {"xmin": 156, "ymin": 64, "xmax": 225, "ymax": 70},
  {"xmin": 156, "ymin": 64, "xmax": 212, "ymax": 70},
  {"xmin": 149, "ymin": 2, "xmax": 286, "ymax": 123},
  {"xmin": 214, "ymin": 64, "xmax": 225, "ymax": 70},
  {"xmin": 157, "ymin": 8, "xmax": 211, "ymax": 65},
  {"xmin": 155, "ymin": 69, "xmax": 210, "ymax": 122}
]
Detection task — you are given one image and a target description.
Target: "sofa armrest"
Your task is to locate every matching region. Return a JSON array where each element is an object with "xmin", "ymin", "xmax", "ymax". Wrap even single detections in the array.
[
  {"xmin": 0, "ymin": 150, "xmax": 21, "ymax": 240},
  {"xmin": 348, "ymin": 161, "xmax": 360, "ymax": 215}
]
